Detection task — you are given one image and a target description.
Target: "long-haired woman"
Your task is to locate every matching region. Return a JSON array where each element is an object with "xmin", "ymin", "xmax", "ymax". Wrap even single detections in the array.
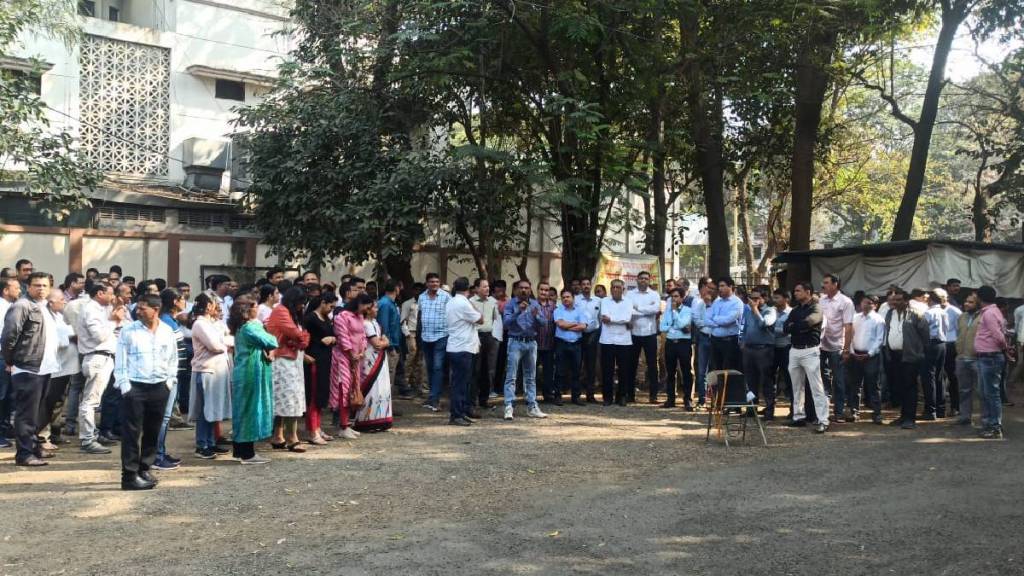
[
  {"xmin": 330, "ymin": 293, "xmax": 373, "ymax": 440},
  {"xmin": 302, "ymin": 291, "xmax": 338, "ymax": 444},
  {"xmin": 189, "ymin": 294, "xmax": 234, "ymax": 459},
  {"xmin": 265, "ymin": 287, "xmax": 311, "ymax": 452}
]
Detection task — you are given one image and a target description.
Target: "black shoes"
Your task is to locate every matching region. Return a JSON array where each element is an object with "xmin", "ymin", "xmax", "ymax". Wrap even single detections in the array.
[
  {"xmin": 138, "ymin": 470, "xmax": 159, "ymax": 485},
  {"xmin": 16, "ymin": 456, "xmax": 48, "ymax": 467},
  {"xmin": 659, "ymin": 402, "xmax": 676, "ymax": 409},
  {"xmin": 448, "ymin": 418, "xmax": 472, "ymax": 427},
  {"xmin": 786, "ymin": 419, "xmax": 807, "ymax": 428},
  {"xmin": 466, "ymin": 408, "xmax": 483, "ymax": 420},
  {"xmin": 571, "ymin": 398, "xmax": 586, "ymax": 406},
  {"xmin": 121, "ymin": 474, "xmax": 156, "ymax": 491}
]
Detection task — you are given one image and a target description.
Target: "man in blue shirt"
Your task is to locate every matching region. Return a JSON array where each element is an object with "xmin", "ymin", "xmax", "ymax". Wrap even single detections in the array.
[
  {"xmin": 575, "ymin": 278, "xmax": 602, "ymax": 403},
  {"xmin": 418, "ymin": 273, "xmax": 451, "ymax": 412},
  {"xmin": 554, "ymin": 289, "xmax": 588, "ymax": 405},
  {"xmin": 660, "ymin": 288, "xmax": 693, "ymax": 409},
  {"xmin": 706, "ymin": 277, "xmax": 743, "ymax": 371},
  {"xmin": 740, "ymin": 286, "xmax": 778, "ymax": 415},
  {"xmin": 501, "ymin": 279, "xmax": 548, "ymax": 421},
  {"xmin": 378, "ymin": 280, "xmax": 408, "ymax": 399}
]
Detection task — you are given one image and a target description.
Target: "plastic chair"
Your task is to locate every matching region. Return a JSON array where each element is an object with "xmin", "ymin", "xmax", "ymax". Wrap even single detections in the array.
[{"xmin": 704, "ymin": 369, "xmax": 768, "ymax": 447}]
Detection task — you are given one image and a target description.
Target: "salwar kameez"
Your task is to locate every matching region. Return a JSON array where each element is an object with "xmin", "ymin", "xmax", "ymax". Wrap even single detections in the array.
[
  {"xmin": 231, "ymin": 320, "xmax": 278, "ymax": 448},
  {"xmin": 329, "ymin": 310, "xmax": 367, "ymax": 416}
]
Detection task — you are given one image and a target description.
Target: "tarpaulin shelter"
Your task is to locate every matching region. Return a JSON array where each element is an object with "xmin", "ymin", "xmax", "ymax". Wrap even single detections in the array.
[{"xmin": 772, "ymin": 240, "xmax": 1024, "ymax": 298}]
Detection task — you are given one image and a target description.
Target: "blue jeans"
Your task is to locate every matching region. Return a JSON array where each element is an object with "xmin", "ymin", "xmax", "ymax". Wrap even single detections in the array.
[
  {"xmin": 194, "ymin": 373, "xmax": 215, "ymax": 449},
  {"xmin": 422, "ymin": 337, "xmax": 448, "ymax": 407},
  {"xmin": 504, "ymin": 338, "xmax": 538, "ymax": 408},
  {"xmin": 821, "ymin": 349, "xmax": 845, "ymax": 415},
  {"xmin": 977, "ymin": 354, "xmax": 1005, "ymax": 430},
  {"xmin": 156, "ymin": 379, "xmax": 178, "ymax": 458},
  {"xmin": 695, "ymin": 333, "xmax": 711, "ymax": 404},
  {"xmin": 446, "ymin": 352, "xmax": 473, "ymax": 420}
]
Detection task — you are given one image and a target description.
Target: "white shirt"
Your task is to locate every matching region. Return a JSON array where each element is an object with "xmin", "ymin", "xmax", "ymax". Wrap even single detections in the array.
[
  {"xmin": 445, "ymin": 294, "xmax": 482, "ymax": 354},
  {"xmin": 574, "ymin": 294, "xmax": 602, "ymax": 333},
  {"xmin": 599, "ymin": 296, "xmax": 633, "ymax": 346},
  {"xmin": 53, "ymin": 309, "xmax": 80, "ymax": 377},
  {"xmin": 944, "ymin": 305, "xmax": 961, "ymax": 343},
  {"xmin": 470, "ymin": 295, "xmax": 503, "ymax": 341},
  {"xmin": 77, "ymin": 298, "xmax": 119, "ymax": 355},
  {"xmin": 851, "ymin": 311, "xmax": 885, "ymax": 357},
  {"xmin": 257, "ymin": 303, "xmax": 274, "ymax": 324},
  {"xmin": 627, "ymin": 288, "xmax": 661, "ymax": 337},
  {"xmin": 12, "ymin": 300, "xmax": 60, "ymax": 376},
  {"xmin": 887, "ymin": 309, "xmax": 906, "ymax": 351},
  {"xmin": 0, "ymin": 298, "xmax": 11, "ymax": 324},
  {"xmin": 1015, "ymin": 304, "xmax": 1024, "ymax": 345}
]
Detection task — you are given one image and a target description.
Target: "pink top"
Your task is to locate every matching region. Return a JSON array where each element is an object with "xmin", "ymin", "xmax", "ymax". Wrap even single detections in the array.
[
  {"xmin": 820, "ymin": 292, "xmax": 854, "ymax": 352},
  {"xmin": 190, "ymin": 316, "xmax": 232, "ymax": 373},
  {"xmin": 974, "ymin": 304, "xmax": 1007, "ymax": 354},
  {"xmin": 334, "ymin": 310, "xmax": 367, "ymax": 357}
]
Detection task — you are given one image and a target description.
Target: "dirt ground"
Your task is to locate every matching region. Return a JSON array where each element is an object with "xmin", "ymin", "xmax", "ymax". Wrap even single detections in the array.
[{"xmin": 1, "ymin": 395, "xmax": 1022, "ymax": 576}]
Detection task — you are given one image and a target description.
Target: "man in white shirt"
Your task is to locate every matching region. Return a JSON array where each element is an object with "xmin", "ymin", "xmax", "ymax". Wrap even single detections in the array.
[
  {"xmin": 37, "ymin": 290, "xmax": 78, "ymax": 450},
  {"xmin": 77, "ymin": 282, "xmax": 126, "ymax": 454},
  {"xmin": 575, "ymin": 278, "xmax": 602, "ymax": 403},
  {"xmin": 470, "ymin": 278, "xmax": 502, "ymax": 412},
  {"xmin": 941, "ymin": 292, "xmax": 962, "ymax": 415},
  {"xmin": 627, "ymin": 271, "xmax": 662, "ymax": 403},
  {"xmin": 819, "ymin": 274, "xmax": 854, "ymax": 421},
  {"xmin": 844, "ymin": 295, "xmax": 886, "ymax": 423},
  {"xmin": 600, "ymin": 279, "xmax": 634, "ymax": 406},
  {"xmin": 0, "ymin": 277, "xmax": 22, "ymax": 447},
  {"xmin": 922, "ymin": 289, "xmax": 950, "ymax": 419},
  {"xmin": 690, "ymin": 279, "xmax": 716, "ymax": 408},
  {"xmin": 446, "ymin": 277, "xmax": 483, "ymax": 427},
  {"xmin": 1, "ymin": 272, "xmax": 59, "ymax": 466}
]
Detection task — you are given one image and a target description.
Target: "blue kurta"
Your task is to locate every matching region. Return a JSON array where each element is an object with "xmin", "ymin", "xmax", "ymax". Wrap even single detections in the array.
[{"xmin": 231, "ymin": 320, "xmax": 278, "ymax": 443}]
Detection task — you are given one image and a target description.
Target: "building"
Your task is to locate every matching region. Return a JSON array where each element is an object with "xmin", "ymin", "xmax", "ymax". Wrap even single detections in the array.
[{"xmin": 1, "ymin": 0, "xmax": 291, "ymax": 290}]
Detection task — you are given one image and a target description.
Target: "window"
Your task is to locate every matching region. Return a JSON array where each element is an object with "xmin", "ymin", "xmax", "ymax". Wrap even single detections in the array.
[
  {"xmin": 214, "ymin": 79, "xmax": 245, "ymax": 101},
  {"xmin": 97, "ymin": 205, "xmax": 166, "ymax": 223},
  {"xmin": 78, "ymin": 0, "xmax": 95, "ymax": 16},
  {"xmin": 753, "ymin": 244, "xmax": 763, "ymax": 260},
  {"xmin": 108, "ymin": 6, "xmax": 119, "ymax": 21},
  {"xmin": 179, "ymin": 209, "xmax": 228, "ymax": 229}
]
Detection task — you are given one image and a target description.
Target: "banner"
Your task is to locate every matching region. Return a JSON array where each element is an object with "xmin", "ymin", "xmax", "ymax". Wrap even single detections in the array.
[{"xmin": 593, "ymin": 252, "xmax": 662, "ymax": 291}]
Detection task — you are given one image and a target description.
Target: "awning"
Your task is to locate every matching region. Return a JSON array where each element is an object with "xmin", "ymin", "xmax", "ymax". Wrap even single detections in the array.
[{"xmin": 186, "ymin": 65, "xmax": 275, "ymax": 87}]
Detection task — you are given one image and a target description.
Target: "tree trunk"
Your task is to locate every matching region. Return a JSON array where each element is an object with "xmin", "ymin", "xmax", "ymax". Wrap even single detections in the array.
[
  {"xmin": 736, "ymin": 167, "xmax": 756, "ymax": 284},
  {"xmin": 679, "ymin": 4, "xmax": 729, "ymax": 279},
  {"xmin": 971, "ymin": 182, "xmax": 990, "ymax": 242},
  {"xmin": 383, "ymin": 252, "xmax": 414, "ymax": 294},
  {"xmin": 789, "ymin": 29, "xmax": 838, "ymax": 252},
  {"xmin": 890, "ymin": 2, "xmax": 967, "ymax": 241},
  {"xmin": 517, "ymin": 195, "xmax": 533, "ymax": 281},
  {"xmin": 644, "ymin": 89, "xmax": 669, "ymax": 283}
]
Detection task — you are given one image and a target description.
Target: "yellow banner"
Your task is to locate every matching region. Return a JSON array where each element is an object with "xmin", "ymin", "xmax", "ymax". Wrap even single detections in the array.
[{"xmin": 593, "ymin": 252, "xmax": 662, "ymax": 291}]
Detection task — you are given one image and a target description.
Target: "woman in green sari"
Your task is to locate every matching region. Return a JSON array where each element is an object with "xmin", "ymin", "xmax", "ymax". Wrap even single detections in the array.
[{"xmin": 228, "ymin": 296, "xmax": 278, "ymax": 464}]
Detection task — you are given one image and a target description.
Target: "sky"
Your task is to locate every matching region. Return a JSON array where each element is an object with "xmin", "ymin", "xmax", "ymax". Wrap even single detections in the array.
[{"xmin": 910, "ymin": 24, "xmax": 1021, "ymax": 82}]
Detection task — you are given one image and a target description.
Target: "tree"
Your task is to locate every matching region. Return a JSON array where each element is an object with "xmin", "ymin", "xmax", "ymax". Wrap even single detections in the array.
[
  {"xmin": 236, "ymin": 0, "xmax": 435, "ymax": 287},
  {"xmin": 0, "ymin": 0, "xmax": 101, "ymax": 221}
]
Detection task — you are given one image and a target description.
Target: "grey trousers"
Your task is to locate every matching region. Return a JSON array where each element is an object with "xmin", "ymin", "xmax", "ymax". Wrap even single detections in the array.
[{"xmin": 956, "ymin": 357, "xmax": 980, "ymax": 422}]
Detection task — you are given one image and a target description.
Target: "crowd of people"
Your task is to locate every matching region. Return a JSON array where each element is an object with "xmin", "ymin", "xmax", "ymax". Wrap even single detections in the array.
[{"xmin": 0, "ymin": 258, "xmax": 1016, "ymax": 491}]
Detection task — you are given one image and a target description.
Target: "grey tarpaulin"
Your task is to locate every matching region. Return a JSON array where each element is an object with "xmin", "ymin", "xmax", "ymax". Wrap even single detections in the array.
[{"xmin": 805, "ymin": 243, "xmax": 1024, "ymax": 297}]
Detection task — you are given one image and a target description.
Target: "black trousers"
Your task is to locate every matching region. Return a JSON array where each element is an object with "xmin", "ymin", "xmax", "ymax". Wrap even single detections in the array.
[
  {"xmin": 556, "ymin": 340, "xmax": 582, "ymax": 399},
  {"xmin": 233, "ymin": 441, "xmax": 255, "ymax": 460},
  {"xmin": 897, "ymin": 360, "xmax": 922, "ymax": 423},
  {"xmin": 11, "ymin": 372, "xmax": 48, "ymax": 463},
  {"xmin": 580, "ymin": 331, "xmax": 600, "ymax": 397},
  {"xmin": 120, "ymin": 382, "xmax": 170, "ymax": 475},
  {"xmin": 885, "ymin": 349, "xmax": 903, "ymax": 409},
  {"xmin": 742, "ymin": 344, "xmax": 775, "ymax": 405},
  {"xmin": 664, "ymin": 339, "xmax": 693, "ymax": 405},
  {"xmin": 631, "ymin": 334, "xmax": 659, "ymax": 401},
  {"xmin": 38, "ymin": 374, "xmax": 70, "ymax": 438},
  {"xmin": 943, "ymin": 342, "xmax": 959, "ymax": 412},
  {"xmin": 710, "ymin": 335, "xmax": 741, "ymax": 372},
  {"xmin": 922, "ymin": 340, "xmax": 946, "ymax": 416},
  {"xmin": 601, "ymin": 344, "xmax": 633, "ymax": 403},
  {"xmin": 771, "ymin": 346, "xmax": 792, "ymax": 406}
]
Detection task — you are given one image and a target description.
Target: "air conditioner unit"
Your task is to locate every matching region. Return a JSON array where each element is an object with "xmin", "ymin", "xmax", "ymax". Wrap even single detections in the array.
[{"xmin": 182, "ymin": 137, "xmax": 229, "ymax": 191}]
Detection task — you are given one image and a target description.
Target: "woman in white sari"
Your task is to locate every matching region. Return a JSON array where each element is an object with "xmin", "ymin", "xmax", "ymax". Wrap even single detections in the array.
[
  {"xmin": 189, "ymin": 294, "xmax": 234, "ymax": 458},
  {"xmin": 353, "ymin": 302, "xmax": 393, "ymax": 432}
]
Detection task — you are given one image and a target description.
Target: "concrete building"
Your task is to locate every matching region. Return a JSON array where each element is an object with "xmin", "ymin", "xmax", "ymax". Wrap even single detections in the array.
[{"xmin": 1, "ymin": 0, "xmax": 290, "ymax": 290}]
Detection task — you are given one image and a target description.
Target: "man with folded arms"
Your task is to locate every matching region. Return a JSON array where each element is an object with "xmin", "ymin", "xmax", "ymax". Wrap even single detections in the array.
[
  {"xmin": 553, "ymin": 289, "xmax": 588, "ymax": 406},
  {"xmin": 115, "ymin": 294, "xmax": 178, "ymax": 490},
  {"xmin": 845, "ymin": 295, "xmax": 886, "ymax": 423},
  {"xmin": 77, "ymin": 282, "xmax": 126, "ymax": 454}
]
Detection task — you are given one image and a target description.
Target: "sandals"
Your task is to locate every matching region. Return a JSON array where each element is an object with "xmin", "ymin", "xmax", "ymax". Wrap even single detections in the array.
[
  {"xmin": 270, "ymin": 441, "xmax": 287, "ymax": 450},
  {"xmin": 308, "ymin": 435, "xmax": 328, "ymax": 446},
  {"xmin": 286, "ymin": 443, "xmax": 307, "ymax": 453}
]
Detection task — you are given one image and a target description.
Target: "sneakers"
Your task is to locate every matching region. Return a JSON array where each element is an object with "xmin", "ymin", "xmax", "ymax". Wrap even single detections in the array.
[
  {"xmin": 338, "ymin": 428, "xmax": 359, "ymax": 440},
  {"xmin": 815, "ymin": 422, "xmax": 828, "ymax": 434},
  {"xmin": 448, "ymin": 418, "xmax": 472, "ymax": 427},
  {"xmin": 151, "ymin": 455, "xmax": 180, "ymax": 470},
  {"xmin": 422, "ymin": 402, "xmax": 439, "ymax": 412},
  {"xmin": 527, "ymin": 406, "xmax": 548, "ymax": 419},
  {"xmin": 979, "ymin": 427, "xmax": 1003, "ymax": 439},
  {"xmin": 503, "ymin": 406, "xmax": 514, "ymax": 421},
  {"xmin": 240, "ymin": 454, "xmax": 270, "ymax": 465},
  {"xmin": 195, "ymin": 447, "xmax": 217, "ymax": 459},
  {"xmin": 901, "ymin": 421, "xmax": 917, "ymax": 430},
  {"xmin": 81, "ymin": 441, "xmax": 112, "ymax": 454},
  {"xmin": 488, "ymin": 391, "xmax": 499, "ymax": 399},
  {"xmin": 212, "ymin": 444, "xmax": 231, "ymax": 454},
  {"xmin": 0, "ymin": 437, "xmax": 12, "ymax": 449}
]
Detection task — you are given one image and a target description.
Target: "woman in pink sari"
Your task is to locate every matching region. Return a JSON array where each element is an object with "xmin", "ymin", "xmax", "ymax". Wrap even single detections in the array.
[{"xmin": 330, "ymin": 293, "xmax": 372, "ymax": 440}]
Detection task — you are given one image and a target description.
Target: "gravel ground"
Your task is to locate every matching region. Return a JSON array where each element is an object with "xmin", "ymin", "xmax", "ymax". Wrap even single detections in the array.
[{"xmin": 1, "ymin": 396, "xmax": 1022, "ymax": 576}]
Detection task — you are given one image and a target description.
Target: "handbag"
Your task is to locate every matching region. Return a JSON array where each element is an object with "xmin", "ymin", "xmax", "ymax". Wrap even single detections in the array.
[{"xmin": 349, "ymin": 363, "xmax": 365, "ymax": 408}]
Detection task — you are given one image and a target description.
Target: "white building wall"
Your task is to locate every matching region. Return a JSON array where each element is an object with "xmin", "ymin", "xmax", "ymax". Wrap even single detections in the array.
[{"xmin": 0, "ymin": 233, "xmax": 69, "ymax": 280}]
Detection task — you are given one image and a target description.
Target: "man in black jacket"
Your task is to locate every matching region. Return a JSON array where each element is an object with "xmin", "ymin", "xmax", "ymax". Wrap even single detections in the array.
[
  {"xmin": 883, "ymin": 289, "xmax": 931, "ymax": 429},
  {"xmin": 1, "ymin": 272, "xmax": 59, "ymax": 466},
  {"xmin": 784, "ymin": 282, "xmax": 830, "ymax": 433}
]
